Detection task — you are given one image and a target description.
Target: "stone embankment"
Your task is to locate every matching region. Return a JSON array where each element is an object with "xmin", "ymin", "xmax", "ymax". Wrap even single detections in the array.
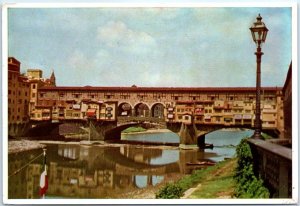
[{"xmin": 8, "ymin": 140, "xmax": 46, "ymax": 154}]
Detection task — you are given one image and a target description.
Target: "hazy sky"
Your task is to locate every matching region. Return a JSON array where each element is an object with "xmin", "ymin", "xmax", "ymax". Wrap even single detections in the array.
[{"xmin": 8, "ymin": 7, "xmax": 292, "ymax": 87}]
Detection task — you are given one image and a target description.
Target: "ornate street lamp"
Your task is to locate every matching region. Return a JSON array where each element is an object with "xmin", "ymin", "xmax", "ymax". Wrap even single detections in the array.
[{"xmin": 250, "ymin": 14, "xmax": 268, "ymax": 139}]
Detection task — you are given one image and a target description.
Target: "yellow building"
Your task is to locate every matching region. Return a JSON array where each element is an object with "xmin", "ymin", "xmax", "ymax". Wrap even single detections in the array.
[{"xmin": 26, "ymin": 69, "xmax": 56, "ymax": 119}]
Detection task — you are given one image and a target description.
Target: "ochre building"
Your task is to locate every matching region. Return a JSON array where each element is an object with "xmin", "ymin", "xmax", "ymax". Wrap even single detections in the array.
[{"xmin": 8, "ymin": 57, "xmax": 30, "ymax": 124}]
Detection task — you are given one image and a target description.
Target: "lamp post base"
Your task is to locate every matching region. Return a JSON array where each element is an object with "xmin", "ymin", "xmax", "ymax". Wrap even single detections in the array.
[{"xmin": 252, "ymin": 131, "xmax": 263, "ymax": 139}]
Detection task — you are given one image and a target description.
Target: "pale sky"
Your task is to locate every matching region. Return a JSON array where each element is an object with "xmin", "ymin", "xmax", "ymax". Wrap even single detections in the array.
[{"xmin": 8, "ymin": 7, "xmax": 292, "ymax": 87}]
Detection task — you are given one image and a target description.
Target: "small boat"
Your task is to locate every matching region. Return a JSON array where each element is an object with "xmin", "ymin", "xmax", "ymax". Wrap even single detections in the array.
[{"xmin": 205, "ymin": 143, "xmax": 214, "ymax": 149}]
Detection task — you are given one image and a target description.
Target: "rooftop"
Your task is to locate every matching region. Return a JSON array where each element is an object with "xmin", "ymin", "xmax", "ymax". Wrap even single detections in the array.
[{"xmin": 39, "ymin": 86, "xmax": 283, "ymax": 92}]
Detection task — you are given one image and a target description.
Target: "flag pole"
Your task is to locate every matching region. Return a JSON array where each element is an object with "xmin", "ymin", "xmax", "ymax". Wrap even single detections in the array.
[
  {"xmin": 43, "ymin": 148, "xmax": 46, "ymax": 199},
  {"xmin": 41, "ymin": 148, "xmax": 47, "ymax": 199}
]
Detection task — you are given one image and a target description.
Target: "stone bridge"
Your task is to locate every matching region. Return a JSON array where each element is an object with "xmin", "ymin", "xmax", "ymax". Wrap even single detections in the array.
[{"xmin": 25, "ymin": 116, "xmax": 279, "ymax": 148}]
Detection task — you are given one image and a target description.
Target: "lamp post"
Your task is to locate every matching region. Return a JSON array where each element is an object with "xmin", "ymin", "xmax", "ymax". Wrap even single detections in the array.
[{"xmin": 250, "ymin": 14, "xmax": 268, "ymax": 139}]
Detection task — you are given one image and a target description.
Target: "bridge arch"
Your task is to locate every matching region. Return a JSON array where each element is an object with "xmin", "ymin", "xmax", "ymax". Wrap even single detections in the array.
[
  {"xmin": 118, "ymin": 102, "xmax": 133, "ymax": 116},
  {"xmin": 133, "ymin": 102, "xmax": 151, "ymax": 117},
  {"xmin": 150, "ymin": 103, "xmax": 165, "ymax": 119}
]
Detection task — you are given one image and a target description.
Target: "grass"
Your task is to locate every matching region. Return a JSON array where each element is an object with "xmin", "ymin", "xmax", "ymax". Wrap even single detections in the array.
[
  {"xmin": 122, "ymin": 126, "xmax": 147, "ymax": 133},
  {"xmin": 156, "ymin": 158, "xmax": 237, "ymax": 199},
  {"xmin": 184, "ymin": 158, "xmax": 237, "ymax": 199}
]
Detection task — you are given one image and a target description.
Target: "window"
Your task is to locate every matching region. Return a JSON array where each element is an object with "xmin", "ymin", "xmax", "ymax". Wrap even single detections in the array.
[
  {"xmin": 8, "ymin": 90, "xmax": 11, "ymax": 94},
  {"xmin": 32, "ymin": 84, "xmax": 36, "ymax": 89},
  {"xmin": 32, "ymin": 93, "xmax": 36, "ymax": 98}
]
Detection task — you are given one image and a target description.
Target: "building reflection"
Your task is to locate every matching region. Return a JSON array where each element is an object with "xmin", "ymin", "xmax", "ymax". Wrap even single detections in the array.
[{"xmin": 8, "ymin": 144, "xmax": 211, "ymax": 199}]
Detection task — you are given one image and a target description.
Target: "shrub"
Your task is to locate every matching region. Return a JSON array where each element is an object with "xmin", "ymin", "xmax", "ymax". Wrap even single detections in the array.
[
  {"xmin": 234, "ymin": 137, "xmax": 270, "ymax": 198},
  {"xmin": 155, "ymin": 183, "xmax": 184, "ymax": 199}
]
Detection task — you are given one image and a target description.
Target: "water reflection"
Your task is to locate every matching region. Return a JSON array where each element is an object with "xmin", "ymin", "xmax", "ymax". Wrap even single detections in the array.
[
  {"xmin": 8, "ymin": 144, "xmax": 211, "ymax": 199},
  {"xmin": 8, "ymin": 130, "xmax": 252, "ymax": 199}
]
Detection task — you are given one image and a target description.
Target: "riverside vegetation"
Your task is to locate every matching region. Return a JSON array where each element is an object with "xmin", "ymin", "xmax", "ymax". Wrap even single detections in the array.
[
  {"xmin": 122, "ymin": 126, "xmax": 147, "ymax": 133},
  {"xmin": 156, "ymin": 137, "xmax": 270, "ymax": 199}
]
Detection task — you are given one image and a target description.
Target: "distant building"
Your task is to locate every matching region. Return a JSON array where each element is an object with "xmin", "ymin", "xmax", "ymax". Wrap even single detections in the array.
[
  {"xmin": 8, "ymin": 57, "xmax": 30, "ymax": 124},
  {"xmin": 26, "ymin": 68, "xmax": 56, "ymax": 118},
  {"xmin": 8, "ymin": 57, "xmax": 57, "ymax": 137},
  {"xmin": 283, "ymin": 62, "xmax": 292, "ymax": 139}
]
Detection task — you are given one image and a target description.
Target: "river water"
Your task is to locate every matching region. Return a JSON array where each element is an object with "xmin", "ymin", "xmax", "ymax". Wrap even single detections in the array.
[{"xmin": 8, "ymin": 129, "xmax": 253, "ymax": 199}]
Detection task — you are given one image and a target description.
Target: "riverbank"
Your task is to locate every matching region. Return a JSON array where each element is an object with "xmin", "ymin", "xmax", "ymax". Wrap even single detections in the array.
[
  {"xmin": 150, "ymin": 158, "xmax": 237, "ymax": 199},
  {"xmin": 8, "ymin": 140, "xmax": 46, "ymax": 154},
  {"xmin": 183, "ymin": 158, "xmax": 237, "ymax": 198},
  {"xmin": 122, "ymin": 128, "xmax": 171, "ymax": 135}
]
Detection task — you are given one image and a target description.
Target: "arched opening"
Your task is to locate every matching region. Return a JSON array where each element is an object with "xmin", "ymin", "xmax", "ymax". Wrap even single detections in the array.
[
  {"xmin": 118, "ymin": 102, "xmax": 132, "ymax": 116},
  {"xmin": 203, "ymin": 128, "xmax": 254, "ymax": 162},
  {"xmin": 134, "ymin": 103, "xmax": 150, "ymax": 117},
  {"xmin": 151, "ymin": 103, "xmax": 165, "ymax": 119}
]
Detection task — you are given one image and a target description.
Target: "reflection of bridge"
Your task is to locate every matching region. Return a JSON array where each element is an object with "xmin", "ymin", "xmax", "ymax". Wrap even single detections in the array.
[{"xmin": 8, "ymin": 144, "xmax": 205, "ymax": 198}]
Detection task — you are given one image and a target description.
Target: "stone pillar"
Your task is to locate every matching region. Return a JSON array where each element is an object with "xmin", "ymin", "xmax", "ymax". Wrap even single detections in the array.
[
  {"xmin": 178, "ymin": 122, "xmax": 199, "ymax": 149},
  {"xmin": 147, "ymin": 175, "xmax": 153, "ymax": 186},
  {"xmin": 278, "ymin": 159, "xmax": 290, "ymax": 198},
  {"xmin": 197, "ymin": 135, "xmax": 206, "ymax": 149},
  {"xmin": 90, "ymin": 120, "xmax": 117, "ymax": 141}
]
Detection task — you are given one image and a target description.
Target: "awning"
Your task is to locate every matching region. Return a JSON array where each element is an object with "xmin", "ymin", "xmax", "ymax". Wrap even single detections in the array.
[
  {"xmin": 73, "ymin": 104, "xmax": 81, "ymax": 110},
  {"xmin": 194, "ymin": 108, "xmax": 204, "ymax": 115},
  {"xmin": 234, "ymin": 114, "xmax": 242, "ymax": 119},
  {"xmin": 243, "ymin": 114, "xmax": 252, "ymax": 119},
  {"xmin": 167, "ymin": 114, "xmax": 174, "ymax": 119},
  {"xmin": 86, "ymin": 109, "xmax": 96, "ymax": 117},
  {"xmin": 204, "ymin": 115, "xmax": 211, "ymax": 120}
]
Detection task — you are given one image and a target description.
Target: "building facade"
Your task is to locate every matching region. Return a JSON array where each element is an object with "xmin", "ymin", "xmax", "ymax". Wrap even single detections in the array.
[
  {"xmin": 8, "ymin": 57, "xmax": 285, "ymax": 137},
  {"xmin": 36, "ymin": 86, "xmax": 284, "ymax": 134},
  {"xmin": 8, "ymin": 57, "xmax": 30, "ymax": 124},
  {"xmin": 283, "ymin": 62, "xmax": 292, "ymax": 139},
  {"xmin": 26, "ymin": 69, "xmax": 56, "ymax": 119}
]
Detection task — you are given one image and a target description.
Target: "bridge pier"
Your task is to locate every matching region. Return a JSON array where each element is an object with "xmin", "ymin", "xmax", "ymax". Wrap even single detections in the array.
[
  {"xmin": 89, "ymin": 120, "xmax": 118, "ymax": 141},
  {"xmin": 197, "ymin": 135, "xmax": 206, "ymax": 149},
  {"xmin": 178, "ymin": 123, "xmax": 206, "ymax": 149}
]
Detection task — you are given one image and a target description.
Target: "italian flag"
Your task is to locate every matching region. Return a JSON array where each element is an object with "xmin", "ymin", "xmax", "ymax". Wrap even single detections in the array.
[{"xmin": 39, "ymin": 165, "xmax": 48, "ymax": 197}]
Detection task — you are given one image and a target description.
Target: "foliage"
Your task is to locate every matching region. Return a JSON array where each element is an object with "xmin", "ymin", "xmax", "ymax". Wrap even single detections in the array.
[
  {"xmin": 155, "ymin": 183, "xmax": 184, "ymax": 199},
  {"xmin": 234, "ymin": 137, "xmax": 270, "ymax": 198},
  {"xmin": 261, "ymin": 133, "xmax": 272, "ymax": 140},
  {"xmin": 122, "ymin": 126, "xmax": 147, "ymax": 133}
]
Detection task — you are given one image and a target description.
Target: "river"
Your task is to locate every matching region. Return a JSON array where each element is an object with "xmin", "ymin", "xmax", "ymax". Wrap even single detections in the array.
[{"xmin": 8, "ymin": 129, "xmax": 253, "ymax": 199}]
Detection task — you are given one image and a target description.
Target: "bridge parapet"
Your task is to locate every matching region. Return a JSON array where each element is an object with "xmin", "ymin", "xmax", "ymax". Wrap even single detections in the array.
[
  {"xmin": 248, "ymin": 139, "xmax": 292, "ymax": 198},
  {"xmin": 117, "ymin": 116, "xmax": 166, "ymax": 125}
]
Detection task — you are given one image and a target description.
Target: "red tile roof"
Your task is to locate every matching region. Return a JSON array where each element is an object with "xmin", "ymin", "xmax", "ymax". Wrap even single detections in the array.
[{"xmin": 39, "ymin": 86, "xmax": 282, "ymax": 92}]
